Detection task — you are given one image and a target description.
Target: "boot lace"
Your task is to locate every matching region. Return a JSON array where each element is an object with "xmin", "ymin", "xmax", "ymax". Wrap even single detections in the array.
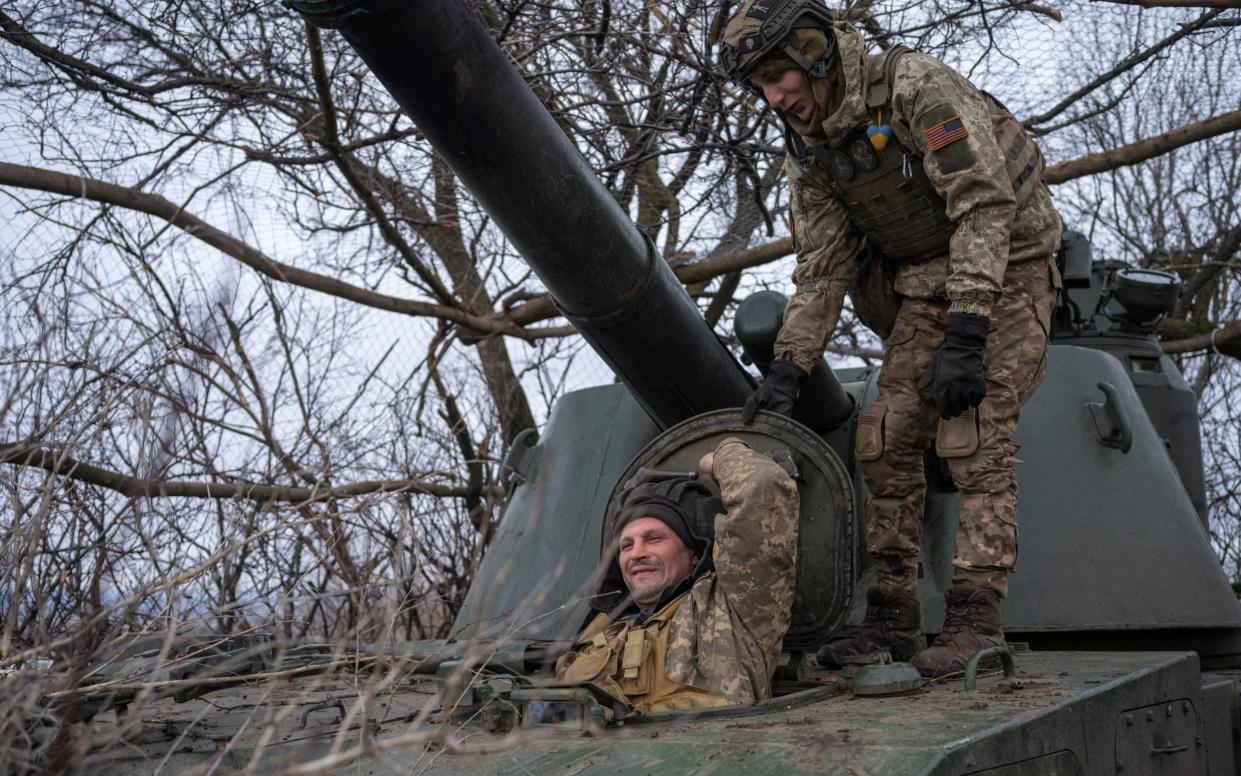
[
  {"xmin": 862, "ymin": 597, "xmax": 909, "ymax": 632},
  {"xmin": 940, "ymin": 601, "xmax": 983, "ymax": 636}
]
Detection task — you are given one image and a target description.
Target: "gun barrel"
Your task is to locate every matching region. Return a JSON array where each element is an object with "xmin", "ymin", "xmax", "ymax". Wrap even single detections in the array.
[{"xmin": 291, "ymin": 0, "xmax": 753, "ymax": 428}]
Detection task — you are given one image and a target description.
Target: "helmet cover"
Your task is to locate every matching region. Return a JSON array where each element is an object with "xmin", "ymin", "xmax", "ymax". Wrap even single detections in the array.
[{"xmin": 720, "ymin": 0, "xmax": 837, "ymax": 83}]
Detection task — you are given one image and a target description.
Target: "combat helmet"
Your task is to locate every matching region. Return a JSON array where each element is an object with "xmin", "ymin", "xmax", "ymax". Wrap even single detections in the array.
[{"xmin": 719, "ymin": 0, "xmax": 838, "ymax": 84}]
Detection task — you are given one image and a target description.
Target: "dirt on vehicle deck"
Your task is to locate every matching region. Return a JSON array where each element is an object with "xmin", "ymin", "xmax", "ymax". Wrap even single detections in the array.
[{"xmin": 84, "ymin": 650, "xmax": 1198, "ymax": 775}]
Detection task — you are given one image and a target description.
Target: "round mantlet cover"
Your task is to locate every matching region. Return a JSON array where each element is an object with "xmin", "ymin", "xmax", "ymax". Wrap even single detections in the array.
[{"xmin": 604, "ymin": 409, "xmax": 856, "ymax": 650}]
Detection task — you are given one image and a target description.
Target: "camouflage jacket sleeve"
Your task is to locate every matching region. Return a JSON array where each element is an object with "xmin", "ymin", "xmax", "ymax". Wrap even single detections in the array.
[
  {"xmin": 773, "ymin": 156, "xmax": 865, "ymax": 373},
  {"xmin": 664, "ymin": 438, "xmax": 800, "ymax": 703},
  {"xmin": 890, "ymin": 53, "xmax": 1019, "ymax": 317}
]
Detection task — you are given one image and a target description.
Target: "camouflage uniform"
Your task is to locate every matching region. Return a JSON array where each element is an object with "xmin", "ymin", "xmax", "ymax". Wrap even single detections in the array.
[
  {"xmin": 863, "ymin": 259, "xmax": 1055, "ymax": 596},
  {"xmin": 762, "ymin": 22, "xmax": 1063, "ymax": 595},
  {"xmin": 774, "ymin": 23, "xmax": 1062, "ymax": 371},
  {"xmin": 555, "ymin": 438, "xmax": 800, "ymax": 709}
]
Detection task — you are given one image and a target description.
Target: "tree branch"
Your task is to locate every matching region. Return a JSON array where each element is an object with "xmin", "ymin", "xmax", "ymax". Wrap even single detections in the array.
[
  {"xmin": 0, "ymin": 442, "xmax": 477, "ymax": 501},
  {"xmin": 1174, "ymin": 225, "xmax": 1241, "ymax": 317},
  {"xmin": 304, "ymin": 24, "xmax": 458, "ymax": 307},
  {"xmin": 0, "ymin": 9, "xmax": 298, "ymax": 103},
  {"xmin": 1044, "ymin": 109, "xmax": 1241, "ymax": 183},
  {"xmin": 1089, "ymin": 0, "xmax": 1241, "ymax": 8},
  {"xmin": 1024, "ymin": 9, "xmax": 1225, "ymax": 130},
  {"xmin": 504, "ymin": 237, "xmax": 797, "ymax": 326},
  {"xmin": 35, "ymin": 107, "xmax": 1238, "ymax": 345},
  {"xmin": 675, "ymin": 236, "xmax": 795, "ymax": 285},
  {"xmin": 1161, "ymin": 320, "xmax": 1241, "ymax": 357},
  {"xmin": 0, "ymin": 161, "xmax": 570, "ymax": 341}
]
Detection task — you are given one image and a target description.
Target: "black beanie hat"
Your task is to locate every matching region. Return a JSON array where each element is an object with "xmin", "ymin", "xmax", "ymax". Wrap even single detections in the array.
[
  {"xmin": 611, "ymin": 477, "xmax": 723, "ymax": 559},
  {"xmin": 589, "ymin": 473, "xmax": 725, "ymax": 615}
]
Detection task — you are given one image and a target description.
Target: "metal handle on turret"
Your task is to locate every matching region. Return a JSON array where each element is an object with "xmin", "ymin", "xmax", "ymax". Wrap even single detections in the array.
[
  {"xmin": 1086, "ymin": 381, "xmax": 1134, "ymax": 454},
  {"xmin": 963, "ymin": 647, "xmax": 1016, "ymax": 690}
]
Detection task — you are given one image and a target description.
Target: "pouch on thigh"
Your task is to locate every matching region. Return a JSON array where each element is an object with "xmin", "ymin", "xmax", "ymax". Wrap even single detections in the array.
[
  {"xmin": 856, "ymin": 404, "xmax": 886, "ymax": 462},
  {"xmin": 936, "ymin": 408, "xmax": 980, "ymax": 459}
]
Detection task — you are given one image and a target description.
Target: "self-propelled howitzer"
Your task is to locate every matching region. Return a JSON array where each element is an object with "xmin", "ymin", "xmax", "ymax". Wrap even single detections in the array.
[{"xmin": 84, "ymin": 1, "xmax": 1241, "ymax": 773}]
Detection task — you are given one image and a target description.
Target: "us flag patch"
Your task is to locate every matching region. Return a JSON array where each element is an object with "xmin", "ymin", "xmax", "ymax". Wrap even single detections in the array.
[{"xmin": 924, "ymin": 116, "xmax": 969, "ymax": 151}]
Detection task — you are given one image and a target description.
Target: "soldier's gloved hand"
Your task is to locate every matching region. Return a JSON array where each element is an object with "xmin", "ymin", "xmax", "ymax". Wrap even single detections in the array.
[
  {"xmin": 917, "ymin": 312, "xmax": 990, "ymax": 420},
  {"xmin": 742, "ymin": 359, "xmax": 805, "ymax": 424}
]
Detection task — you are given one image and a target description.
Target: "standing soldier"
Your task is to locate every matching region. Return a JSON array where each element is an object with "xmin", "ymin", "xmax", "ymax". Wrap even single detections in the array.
[{"xmin": 720, "ymin": 0, "xmax": 1063, "ymax": 677}]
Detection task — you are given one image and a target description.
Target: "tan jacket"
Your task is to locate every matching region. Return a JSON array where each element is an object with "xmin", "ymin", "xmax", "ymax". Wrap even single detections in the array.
[
  {"xmin": 775, "ymin": 23, "xmax": 1062, "ymax": 372},
  {"xmin": 555, "ymin": 438, "xmax": 800, "ymax": 709}
]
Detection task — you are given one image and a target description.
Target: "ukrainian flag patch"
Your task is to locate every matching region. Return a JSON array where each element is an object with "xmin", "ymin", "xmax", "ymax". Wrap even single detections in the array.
[{"xmin": 924, "ymin": 116, "xmax": 969, "ymax": 151}]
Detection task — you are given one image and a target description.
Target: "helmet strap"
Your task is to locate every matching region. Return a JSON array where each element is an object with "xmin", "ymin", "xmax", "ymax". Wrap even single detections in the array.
[
  {"xmin": 781, "ymin": 115, "xmax": 811, "ymax": 169},
  {"xmin": 781, "ymin": 42, "xmax": 829, "ymax": 79}
]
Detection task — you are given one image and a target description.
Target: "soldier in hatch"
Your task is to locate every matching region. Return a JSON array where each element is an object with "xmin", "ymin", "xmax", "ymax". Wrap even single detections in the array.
[
  {"xmin": 555, "ymin": 438, "xmax": 799, "ymax": 711},
  {"xmin": 719, "ymin": 0, "xmax": 1063, "ymax": 677}
]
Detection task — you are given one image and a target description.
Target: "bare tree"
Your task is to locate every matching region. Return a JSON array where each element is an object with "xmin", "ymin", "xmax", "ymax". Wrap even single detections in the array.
[{"xmin": 0, "ymin": 0, "xmax": 1237, "ymax": 770}]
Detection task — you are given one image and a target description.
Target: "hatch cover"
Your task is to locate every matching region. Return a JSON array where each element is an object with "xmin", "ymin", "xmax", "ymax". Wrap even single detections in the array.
[{"xmin": 604, "ymin": 409, "xmax": 856, "ymax": 650}]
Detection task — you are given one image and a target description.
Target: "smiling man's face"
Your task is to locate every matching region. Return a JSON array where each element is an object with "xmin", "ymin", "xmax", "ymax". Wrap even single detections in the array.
[{"xmin": 618, "ymin": 517, "xmax": 700, "ymax": 609}]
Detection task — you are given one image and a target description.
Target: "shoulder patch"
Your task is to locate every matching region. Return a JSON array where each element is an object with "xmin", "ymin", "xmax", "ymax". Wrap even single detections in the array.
[{"xmin": 924, "ymin": 116, "xmax": 968, "ymax": 151}]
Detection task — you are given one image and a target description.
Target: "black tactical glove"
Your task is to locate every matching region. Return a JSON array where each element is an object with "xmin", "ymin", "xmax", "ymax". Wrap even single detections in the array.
[
  {"xmin": 742, "ymin": 359, "xmax": 805, "ymax": 424},
  {"xmin": 917, "ymin": 312, "xmax": 991, "ymax": 420}
]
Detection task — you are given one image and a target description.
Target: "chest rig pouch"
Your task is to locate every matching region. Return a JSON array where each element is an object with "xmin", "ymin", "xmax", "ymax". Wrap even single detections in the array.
[
  {"xmin": 558, "ymin": 592, "xmax": 684, "ymax": 704},
  {"xmin": 808, "ymin": 47, "xmax": 956, "ymax": 263}
]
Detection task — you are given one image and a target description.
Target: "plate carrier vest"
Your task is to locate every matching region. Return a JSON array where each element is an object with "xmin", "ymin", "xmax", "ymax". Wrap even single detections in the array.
[{"xmin": 788, "ymin": 47, "xmax": 1046, "ymax": 264}]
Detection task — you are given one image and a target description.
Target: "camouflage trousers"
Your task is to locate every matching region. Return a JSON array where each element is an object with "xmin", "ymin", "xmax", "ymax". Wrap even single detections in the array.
[{"xmin": 859, "ymin": 258, "xmax": 1056, "ymax": 598}]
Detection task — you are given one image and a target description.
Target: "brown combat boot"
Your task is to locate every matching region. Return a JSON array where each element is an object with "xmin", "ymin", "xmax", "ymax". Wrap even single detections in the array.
[
  {"xmin": 816, "ymin": 586, "xmax": 923, "ymax": 668},
  {"xmin": 912, "ymin": 584, "xmax": 1007, "ymax": 678}
]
